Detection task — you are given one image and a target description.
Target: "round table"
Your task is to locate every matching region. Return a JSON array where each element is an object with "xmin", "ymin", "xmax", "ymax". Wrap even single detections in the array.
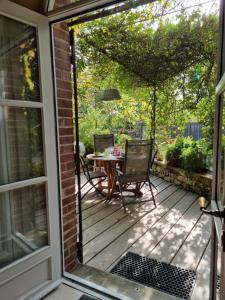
[{"xmin": 86, "ymin": 154, "xmax": 124, "ymax": 198}]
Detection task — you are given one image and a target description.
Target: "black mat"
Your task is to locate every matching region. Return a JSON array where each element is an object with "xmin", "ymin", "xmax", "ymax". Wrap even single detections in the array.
[
  {"xmin": 79, "ymin": 295, "xmax": 96, "ymax": 300},
  {"xmin": 217, "ymin": 275, "xmax": 221, "ymax": 291},
  {"xmin": 110, "ymin": 252, "xmax": 197, "ymax": 300}
]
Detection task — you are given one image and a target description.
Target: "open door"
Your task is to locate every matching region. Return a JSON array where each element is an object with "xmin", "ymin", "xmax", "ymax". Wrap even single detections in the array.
[
  {"xmin": 0, "ymin": 1, "xmax": 61, "ymax": 299},
  {"xmin": 208, "ymin": 1, "xmax": 225, "ymax": 299}
]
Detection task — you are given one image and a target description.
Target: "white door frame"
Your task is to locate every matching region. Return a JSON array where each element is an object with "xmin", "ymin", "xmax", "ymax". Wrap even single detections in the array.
[{"xmin": 0, "ymin": 1, "xmax": 61, "ymax": 299}]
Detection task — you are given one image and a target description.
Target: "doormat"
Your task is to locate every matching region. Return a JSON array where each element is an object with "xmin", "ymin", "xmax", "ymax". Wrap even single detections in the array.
[
  {"xmin": 110, "ymin": 252, "xmax": 197, "ymax": 300},
  {"xmin": 217, "ymin": 275, "xmax": 220, "ymax": 290},
  {"xmin": 79, "ymin": 296, "xmax": 97, "ymax": 300}
]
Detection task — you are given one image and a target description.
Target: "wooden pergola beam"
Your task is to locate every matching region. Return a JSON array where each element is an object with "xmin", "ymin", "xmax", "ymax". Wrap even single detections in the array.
[{"xmin": 68, "ymin": 0, "xmax": 156, "ymax": 26}]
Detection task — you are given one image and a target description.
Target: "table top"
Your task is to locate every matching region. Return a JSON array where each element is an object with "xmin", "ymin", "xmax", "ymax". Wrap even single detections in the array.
[{"xmin": 86, "ymin": 153, "xmax": 124, "ymax": 162}]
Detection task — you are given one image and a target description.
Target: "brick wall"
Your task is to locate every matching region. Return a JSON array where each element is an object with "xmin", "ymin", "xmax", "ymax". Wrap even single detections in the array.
[{"xmin": 53, "ymin": 20, "xmax": 78, "ymax": 271}]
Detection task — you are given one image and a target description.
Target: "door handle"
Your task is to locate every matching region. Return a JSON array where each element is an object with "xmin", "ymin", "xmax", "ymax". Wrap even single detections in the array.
[{"xmin": 198, "ymin": 197, "xmax": 225, "ymax": 218}]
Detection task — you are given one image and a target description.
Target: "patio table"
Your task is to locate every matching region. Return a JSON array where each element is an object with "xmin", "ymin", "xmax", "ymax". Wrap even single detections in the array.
[{"xmin": 86, "ymin": 154, "xmax": 124, "ymax": 199}]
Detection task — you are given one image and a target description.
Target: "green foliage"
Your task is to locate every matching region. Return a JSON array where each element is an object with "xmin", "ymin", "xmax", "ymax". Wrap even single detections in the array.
[
  {"xmin": 166, "ymin": 137, "xmax": 208, "ymax": 172},
  {"xmin": 180, "ymin": 144, "xmax": 206, "ymax": 172},
  {"xmin": 79, "ymin": 107, "xmax": 111, "ymax": 149},
  {"xmin": 166, "ymin": 137, "xmax": 184, "ymax": 167},
  {"xmin": 115, "ymin": 133, "xmax": 132, "ymax": 149},
  {"xmin": 74, "ymin": 1, "xmax": 218, "ymax": 157}
]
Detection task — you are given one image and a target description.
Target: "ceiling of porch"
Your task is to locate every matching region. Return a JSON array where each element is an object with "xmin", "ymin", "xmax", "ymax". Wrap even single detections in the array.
[{"xmin": 10, "ymin": 0, "xmax": 45, "ymax": 13}]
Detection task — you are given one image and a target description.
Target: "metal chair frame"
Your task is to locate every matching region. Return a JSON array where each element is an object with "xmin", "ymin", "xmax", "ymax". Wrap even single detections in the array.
[
  {"xmin": 93, "ymin": 134, "xmax": 114, "ymax": 153},
  {"xmin": 149, "ymin": 144, "xmax": 158, "ymax": 191},
  {"xmin": 78, "ymin": 156, "xmax": 107, "ymax": 200},
  {"xmin": 113, "ymin": 140, "xmax": 157, "ymax": 213}
]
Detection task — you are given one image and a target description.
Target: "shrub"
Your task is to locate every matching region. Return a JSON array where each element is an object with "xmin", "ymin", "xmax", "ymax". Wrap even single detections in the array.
[
  {"xmin": 180, "ymin": 144, "xmax": 206, "ymax": 172},
  {"xmin": 165, "ymin": 137, "xmax": 184, "ymax": 167},
  {"xmin": 116, "ymin": 133, "xmax": 132, "ymax": 149},
  {"xmin": 166, "ymin": 136, "xmax": 207, "ymax": 172}
]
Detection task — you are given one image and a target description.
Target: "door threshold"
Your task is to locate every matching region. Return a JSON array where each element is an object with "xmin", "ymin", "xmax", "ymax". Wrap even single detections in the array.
[{"xmin": 64, "ymin": 264, "xmax": 178, "ymax": 300}]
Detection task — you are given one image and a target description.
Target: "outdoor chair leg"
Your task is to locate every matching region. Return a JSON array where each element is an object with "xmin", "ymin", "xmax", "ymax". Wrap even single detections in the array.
[
  {"xmin": 118, "ymin": 180, "xmax": 126, "ymax": 213},
  {"xmin": 150, "ymin": 181, "xmax": 157, "ymax": 191},
  {"xmin": 90, "ymin": 179, "xmax": 106, "ymax": 197},
  {"xmin": 109, "ymin": 174, "xmax": 116, "ymax": 200},
  {"xmin": 146, "ymin": 179, "xmax": 157, "ymax": 191},
  {"xmin": 148, "ymin": 179, "xmax": 156, "ymax": 208}
]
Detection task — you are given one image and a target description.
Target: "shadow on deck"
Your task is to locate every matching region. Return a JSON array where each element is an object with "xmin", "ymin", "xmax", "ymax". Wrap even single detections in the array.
[{"xmin": 74, "ymin": 175, "xmax": 211, "ymax": 300}]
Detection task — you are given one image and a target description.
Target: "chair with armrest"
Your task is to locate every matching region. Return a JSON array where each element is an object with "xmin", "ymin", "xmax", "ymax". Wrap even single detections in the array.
[
  {"xmin": 113, "ymin": 140, "xmax": 156, "ymax": 213},
  {"xmin": 78, "ymin": 156, "xmax": 107, "ymax": 200}
]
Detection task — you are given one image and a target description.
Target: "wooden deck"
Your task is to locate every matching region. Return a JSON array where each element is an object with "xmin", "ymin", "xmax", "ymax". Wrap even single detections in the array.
[{"xmin": 79, "ymin": 175, "xmax": 211, "ymax": 300}]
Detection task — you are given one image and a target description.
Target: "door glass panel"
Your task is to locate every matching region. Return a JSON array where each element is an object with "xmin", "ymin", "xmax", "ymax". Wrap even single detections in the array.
[
  {"xmin": 0, "ymin": 14, "xmax": 40, "ymax": 101},
  {"xmin": 0, "ymin": 107, "xmax": 44, "ymax": 185},
  {"xmin": 0, "ymin": 184, "xmax": 48, "ymax": 268}
]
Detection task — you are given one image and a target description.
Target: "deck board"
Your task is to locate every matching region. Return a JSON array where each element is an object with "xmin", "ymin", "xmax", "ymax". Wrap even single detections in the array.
[
  {"xmin": 87, "ymin": 188, "xmax": 187, "ymax": 270},
  {"xmin": 83, "ymin": 183, "xmax": 177, "ymax": 263},
  {"xmin": 128, "ymin": 191, "xmax": 196, "ymax": 257},
  {"xmin": 78, "ymin": 176, "xmax": 211, "ymax": 299},
  {"xmin": 83, "ymin": 178, "xmax": 165, "ymax": 230},
  {"xmin": 83, "ymin": 178, "xmax": 165, "ymax": 245},
  {"xmin": 191, "ymin": 241, "xmax": 211, "ymax": 300},
  {"xmin": 172, "ymin": 214, "xmax": 211, "ymax": 270},
  {"xmin": 149, "ymin": 200, "xmax": 202, "ymax": 263}
]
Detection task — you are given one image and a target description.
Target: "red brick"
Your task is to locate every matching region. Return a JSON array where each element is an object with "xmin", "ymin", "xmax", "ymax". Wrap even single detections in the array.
[
  {"xmin": 54, "ymin": 28, "xmax": 70, "ymax": 41},
  {"xmin": 63, "ymin": 220, "xmax": 76, "ymax": 232},
  {"xmin": 59, "ymin": 127, "xmax": 73, "ymax": 136},
  {"xmin": 65, "ymin": 257, "xmax": 76, "ymax": 269},
  {"xmin": 60, "ymin": 153, "xmax": 74, "ymax": 162},
  {"xmin": 64, "ymin": 186, "xmax": 75, "ymax": 197},
  {"xmin": 55, "ymin": 58, "xmax": 71, "ymax": 71},
  {"xmin": 58, "ymin": 98, "xmax": 73, "ymax": 109},
  {"xmin": 53, "ymin": 14, "xmax": 77, "ymax": 272},
  {"xmin": 64, "ymin": 227, "xmax": 76, "ymax": 241},
  {"xmin": 61, "ymin": 172, "xmax": 75, "ymax": 182},
  {"xmin": 59, "ymin": 136, "xmax": 73, "ymax": 144},
  {"xmin": 64, "ymin": 249, "xmax": 69, "ymax": 259},
  {"xmin": 58, "ymin": 108, "xmax": 72, "ymax": 118},
  {"xmin": 54, "ymin": 37, "xmax": 69, "ymax": 52},
  {"xmin": 56, "ymin": 69, "xmax": 62, "ymax": 79},
  {"xmin": 58, "ymin": 118, "xmax": 73, "ymax": 127},
  {"xmin": 62, "ymin": 195, "xmax": 75, "ymax": 206},
  {"xmin": 57, "ymin": 89, "xmax": 72, "ymax": 99},
  {"xmin": 56, "ymin": 79, "xmax": 72, "ymax": 91},
  {"xmin": 60, "ymin": 145, "xmax": 74, "ymax": 154},
  {"xmin": 62, "ymin": 178, "xmax": 75, "ymax": 189}
]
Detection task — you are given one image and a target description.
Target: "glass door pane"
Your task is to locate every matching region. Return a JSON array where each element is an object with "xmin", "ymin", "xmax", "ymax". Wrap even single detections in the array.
[
  {"xmin": 0, "ymin": 107, "xmax": 44, "ymax": 185},
  {"xmin": 0, "ymin": 15, "xmax": 40, "ymax": 101},
  {"xmin": 0, "ymin": 14, "xmax": 48, "ymax": 269},
  {"xmin": 0, "ymin": 183, "xmax": 48, "ymax": 268}
]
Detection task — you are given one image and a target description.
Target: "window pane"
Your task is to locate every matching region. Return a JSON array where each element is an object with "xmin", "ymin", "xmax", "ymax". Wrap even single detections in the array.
[
  {"xmin": 0, "ymin": 107, "xmax": 44, "ymax": 185},
  {"xmin": 0, "ymin": 184, "xmax": 48, "ymax": 269},
  {"xmin": 0, "ymin": 15, "xmax": 40, "ymax": 101}
]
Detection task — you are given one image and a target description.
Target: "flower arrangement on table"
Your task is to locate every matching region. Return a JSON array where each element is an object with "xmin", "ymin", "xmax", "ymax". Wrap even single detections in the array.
[{"xmin": 103, "ymin": 146, "xmax": 125, "ymax": 157}]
